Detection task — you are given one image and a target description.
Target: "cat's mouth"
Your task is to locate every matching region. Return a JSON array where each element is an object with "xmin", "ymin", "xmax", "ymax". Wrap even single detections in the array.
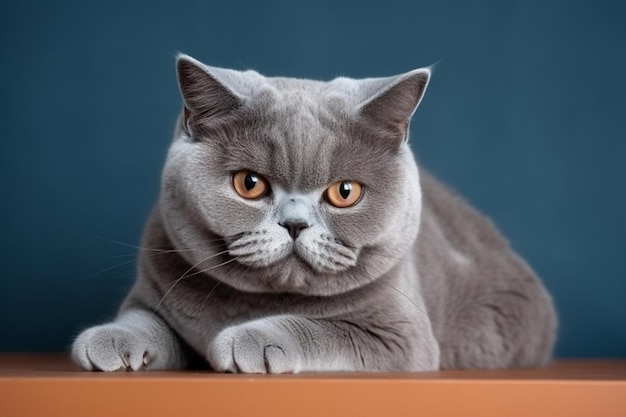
[{"xmin": 226, "ymin": 232, "xmax": 359, "ymax": 275}]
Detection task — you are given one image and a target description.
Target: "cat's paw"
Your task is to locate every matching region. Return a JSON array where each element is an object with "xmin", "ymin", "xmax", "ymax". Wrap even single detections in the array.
[
  {"xmin": 72, "ymin": 324, "xmax": 154, "ymax": 371},
  {"xmin": 208, "ymin": 321, "xmax": 302, "ymax": 374}
]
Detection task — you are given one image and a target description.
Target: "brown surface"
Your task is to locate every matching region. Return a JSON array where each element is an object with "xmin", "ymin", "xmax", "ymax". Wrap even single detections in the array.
[{"xmin": 1, "ymin": 354, "xmax": 625, "ymax": 417}]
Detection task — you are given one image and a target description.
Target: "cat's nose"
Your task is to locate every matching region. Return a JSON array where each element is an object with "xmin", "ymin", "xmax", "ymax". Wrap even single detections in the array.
[{"xmin": 279, "ymin": 221, "xmax": 310, "ymax": 240}]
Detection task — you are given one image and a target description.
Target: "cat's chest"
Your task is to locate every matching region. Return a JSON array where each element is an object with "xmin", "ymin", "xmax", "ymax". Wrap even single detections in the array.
[
  {"xmin": 160, "ymin": 279, "xmax": 301, "ymax": 327},
  {"xmin": 159, "ymin": 276, "xmax": 363, "ymax": 331}
]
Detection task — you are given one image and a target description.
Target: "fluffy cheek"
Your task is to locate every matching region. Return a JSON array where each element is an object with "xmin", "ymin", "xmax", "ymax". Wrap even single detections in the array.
[
  {"xmin": 163, "ymin": 147, "xmax": 268, "ymax": 240},
  {"xmin": 202, "ymin": 191, "xmax": 268, "ymax": 238}
]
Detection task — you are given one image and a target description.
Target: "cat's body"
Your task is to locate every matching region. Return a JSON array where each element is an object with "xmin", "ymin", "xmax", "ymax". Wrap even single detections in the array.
[{"xmin": 72, "ymin": 55, "xmax": 556, "ymax": 372}]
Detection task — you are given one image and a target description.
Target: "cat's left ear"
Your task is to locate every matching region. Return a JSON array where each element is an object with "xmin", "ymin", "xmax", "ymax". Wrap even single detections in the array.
[{"xmin": 356, "ymin": 68, "xmax": 430, "ymax": 144}]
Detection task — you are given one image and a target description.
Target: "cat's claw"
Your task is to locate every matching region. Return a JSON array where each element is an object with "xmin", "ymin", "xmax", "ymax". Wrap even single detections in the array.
[
  {"xmin": 208, "ymin": 322, "xmax": 300, "ymax": 374},
  {"xmin": 72, "ymin": 325, "xmax": 151, "ymax": 372}
]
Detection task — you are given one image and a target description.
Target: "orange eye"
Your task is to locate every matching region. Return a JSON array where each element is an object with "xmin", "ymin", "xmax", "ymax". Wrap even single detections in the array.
[
  {"xmin": 233, "ymin": 170, "xmax": 269, "ymax": 199},
  {"xmin": 325, "ymin": 180, "xmax": 363, "ymax": 208}
]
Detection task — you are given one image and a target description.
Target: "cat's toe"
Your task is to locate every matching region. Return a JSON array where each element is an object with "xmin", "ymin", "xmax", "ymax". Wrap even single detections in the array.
[
  {"xmin": 207, "ymin": 328, "xmax": 238, "ymax": 373},
  {"xmin": 209, "ymin": 326, "xmax": 267, "ymax": 373},
  {"xmin": 208, "ymin": 324, "xmax": 295, "ymax": 374},
  {"xmin": 262, "ymin": 344, "xmax": 290, "ymax": 373},
  {"xmin": 72, "ymin": 325, "xmax": 150, "ymax": 372}
]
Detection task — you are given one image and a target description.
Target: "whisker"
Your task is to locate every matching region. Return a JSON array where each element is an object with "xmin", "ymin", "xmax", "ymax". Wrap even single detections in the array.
[
  {"xmin": 379, "ymin": 281, "xmax": 429, "ymax": 318},
  {"xmin": 92, "ymin": 233, "xmax": 244, "ymax": 255},
  {"xmin": 197, "ymin": 258, "xmax": 253, "ymax": 310},
  {"xmin": 109, "ymin": 253, "xmax": 140, "ymax": 259},
  {"xmin": 141, "ymin": 242, "xmax": 227, "ymax": 258},
  {"xmin": 333, "ymin": 238, "xmax": 408, "ymax": 263},
  {"xmin": 200, "ymin": 281, "xmax": 223, "ymax": 310},
  {"xmin": 153, "ymin": 250, "xmax": 234, "ymax": 312},
  {"xmin": 196, "ymin": 257, "xmax": 239, "ymax": 274},
  {"xmin": 88, "ymin": 240, "xmax": 229, "ymax": 279},
  {"xmin": 86, "ymin": 258, "xmax": 137, "ymax": 279},
  {"xmin": 92, "ymin": 235, "xmax": 194, "ymax": 253},
  {"xmin": 172, "ymin": 253, "xmax": 238, "ymax": 281}
]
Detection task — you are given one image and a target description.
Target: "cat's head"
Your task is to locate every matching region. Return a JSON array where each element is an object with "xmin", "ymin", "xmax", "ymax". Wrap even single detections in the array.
[{"xmin": 160, "ymin": 54, "xmax": 430, "ymax": 296}]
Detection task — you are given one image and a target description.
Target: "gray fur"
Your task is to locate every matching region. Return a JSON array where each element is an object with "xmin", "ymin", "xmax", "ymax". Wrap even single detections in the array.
[{"xmin": 72, "ymin": 54, "xmax": 557, "ymax": 373}]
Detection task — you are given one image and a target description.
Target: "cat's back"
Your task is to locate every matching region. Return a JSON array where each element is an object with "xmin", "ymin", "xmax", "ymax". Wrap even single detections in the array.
[
  {"xmin": 414, "ymin": 169, "xmax": 556, "ymax": 368},
  {"xmin": 416, "ymin": 167, "xmax": 532, "ymax": 299},
  {"xmin": 419, "ymin": 170, "xmax": 509, "ymax": 253}
]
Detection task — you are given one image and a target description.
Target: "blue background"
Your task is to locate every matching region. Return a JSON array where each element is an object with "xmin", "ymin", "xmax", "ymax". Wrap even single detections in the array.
[{"xmin": 1, "ymin": 0, "xmax": 624, "ymax": 358}]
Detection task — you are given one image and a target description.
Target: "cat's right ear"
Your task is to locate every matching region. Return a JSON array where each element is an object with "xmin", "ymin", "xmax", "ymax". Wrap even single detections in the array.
[
  {"xmin": 176, "ymin": 54, "xmax": 242, "ymax": 135},
  {"xmin": 356, "ymin": 68, "xmax": 431, "ymax": 146}
]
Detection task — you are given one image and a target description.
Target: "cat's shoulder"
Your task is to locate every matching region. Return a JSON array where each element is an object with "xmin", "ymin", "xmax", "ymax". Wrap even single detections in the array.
[{"xmin": 418, "ymin": 167, "xmax": 509, "ymax": 250}]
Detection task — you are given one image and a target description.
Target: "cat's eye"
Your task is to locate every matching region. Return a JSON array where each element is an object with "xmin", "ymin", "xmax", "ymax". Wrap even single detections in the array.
[
  {"xmin": 232, "ymin": 170, "xmax": 269, "ymax": 200},
  {"xmin": 325, "ymin": 180, "xmax": 363, "ymax": 208}
]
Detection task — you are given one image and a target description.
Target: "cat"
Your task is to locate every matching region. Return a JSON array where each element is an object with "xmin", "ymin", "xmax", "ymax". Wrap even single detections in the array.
[{"xmin": 72, "ymin": 54, "xmax": 557, "ymax": 373}]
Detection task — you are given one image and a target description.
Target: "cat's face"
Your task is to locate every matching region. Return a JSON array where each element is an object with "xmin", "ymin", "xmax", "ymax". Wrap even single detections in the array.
[{"xmin": 160, "ymin": 55, "xmax": 430, "ymax": 296}]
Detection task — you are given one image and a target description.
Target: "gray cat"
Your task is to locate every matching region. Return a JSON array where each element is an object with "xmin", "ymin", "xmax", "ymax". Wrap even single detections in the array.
[{"xmin": 72, "ymin": 54, "xmax": 557, "ymax": 373}]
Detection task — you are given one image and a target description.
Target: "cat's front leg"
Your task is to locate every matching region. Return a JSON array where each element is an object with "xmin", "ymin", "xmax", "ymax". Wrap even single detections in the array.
[
  {"xmin": 72, "ymin": 309, "xmax": 187, "ymax": 371},
  {"xmin": 208, "ymin": 315, "xmax": 439, "ymax": 373}
]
